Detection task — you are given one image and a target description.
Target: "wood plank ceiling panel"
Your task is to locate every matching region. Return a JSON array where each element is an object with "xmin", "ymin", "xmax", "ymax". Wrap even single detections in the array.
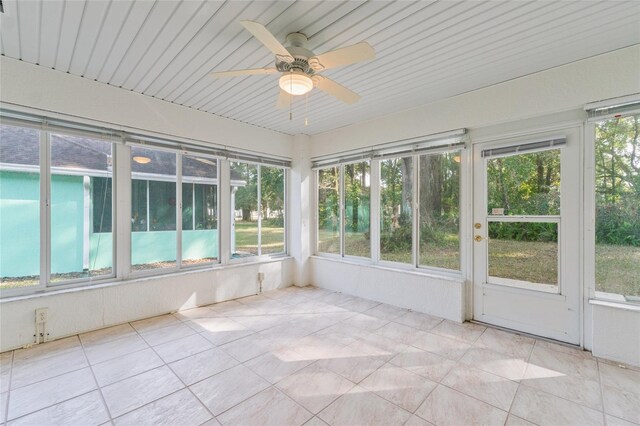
[{"xmin": 1, "ymin": 0, "xmax": 638, "ymax": 135}]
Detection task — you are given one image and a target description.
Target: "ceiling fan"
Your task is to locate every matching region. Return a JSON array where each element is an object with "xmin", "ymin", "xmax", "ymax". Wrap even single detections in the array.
[{"xmin": 210, "ymin": 21, "xmax": 375, "ymax": 108}]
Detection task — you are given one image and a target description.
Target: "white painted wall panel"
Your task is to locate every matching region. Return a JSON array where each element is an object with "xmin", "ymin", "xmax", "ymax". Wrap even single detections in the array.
[
  {"xmin": 592, "ymin": 304, "xmax": 640, "ymax": 367},
  {"xmin": 310, "ymin": 257, "xmax": 464, "ymax": 322},
  {"xmin": 0, "ymin": 258, "xmax": 295, "ymax": 352}
]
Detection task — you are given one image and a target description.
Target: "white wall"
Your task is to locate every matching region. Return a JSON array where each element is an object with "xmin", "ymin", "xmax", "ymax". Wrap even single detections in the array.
[
  {"xmin": 592, "ymin": 302, "xmax": 640, "ymax": 367},
  {"xmin": 0, "ymin": 56, "xmax": 297, "ymax": 352},
  {"xmin": 0, "ymin": 259, "xmax": 295, "ymax": 351}
]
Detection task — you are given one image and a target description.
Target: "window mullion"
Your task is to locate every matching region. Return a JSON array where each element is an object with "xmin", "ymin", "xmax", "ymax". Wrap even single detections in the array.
[
  {"xmin": 412, "ymin": 154, "xmax": 419, "ymax": 268},
  {"xmin": 340, "ymin": 165, "xmax": 345, "ymax": 257},
  {"xmin": 257, "ymin": 165, "xmax": 262, "ymax": 257},
  {"xmin": 371, "ymin": 160, "xmax": 381, "ymax": 264},
  {"xmin": 41, "ymin": 129, "xmax": 50, "ymax": 289},
  {"xmin": 176, "ymin": 153, "xmax": 182, "ymax": 268}
]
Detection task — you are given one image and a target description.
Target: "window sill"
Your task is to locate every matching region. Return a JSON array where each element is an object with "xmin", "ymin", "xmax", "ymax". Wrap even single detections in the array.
[
  {"xmin": 589, "ymin": 298, "xmax": 640, "ymax": 313},
  {"xmin": 310, "ymin": 255, "xmax": 464, "ymax": 283},
  {"xmin": 0, "ymin": 256, "xmax": 293, "ymax": 303}
]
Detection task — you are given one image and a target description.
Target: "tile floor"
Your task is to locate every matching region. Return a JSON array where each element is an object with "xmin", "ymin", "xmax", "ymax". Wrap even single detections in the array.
[{"xmin": 1, "ymin": 285, "xmax": 638, "ymax": 426}]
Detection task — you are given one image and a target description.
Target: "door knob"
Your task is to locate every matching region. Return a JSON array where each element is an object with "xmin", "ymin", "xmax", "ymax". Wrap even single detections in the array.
[{"xmin": 474, "ymin": 235, "xmax": 484, "ymax": 242}]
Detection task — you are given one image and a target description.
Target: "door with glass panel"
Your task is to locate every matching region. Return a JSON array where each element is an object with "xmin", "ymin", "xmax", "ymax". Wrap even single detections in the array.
[{"xmin": 473, "ymin": 129, "xmax": 581, "ymax": 344}]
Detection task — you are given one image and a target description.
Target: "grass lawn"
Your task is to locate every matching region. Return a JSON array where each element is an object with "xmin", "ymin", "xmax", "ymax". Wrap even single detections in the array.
[{"xmin": 234, "ymin": 221, "xmax": 284, "ymax": 255}]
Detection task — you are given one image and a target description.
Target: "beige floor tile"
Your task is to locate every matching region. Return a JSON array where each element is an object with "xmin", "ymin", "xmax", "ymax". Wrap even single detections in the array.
[
  {"xmin": 173, "ymin": 307, "xmax": 219, "ymax": 321},
  {"xmin": 8, "ymin": 390, "xmax": 108, "ymax": 426},
  {"xmin": 404, "ymin": 414, "xmax": 434, "ymax": 425},
  {"xmin": 191, "ymin": 319, "xmax": 255, "ymax": 346},
  {"xmin": 431, "ymin": 320, "xmax": 486, "ymax": 343},
  {"xmin": 354, "ymin": 332, "xmax": 409, "ymax": 359},
  {"xmin": 218, "ymin": 387, "xmax": 313, "ymax": 426},
  {"xmin": 295, "ymin": 312, "xmax": 354, "ymax": 333},
  {"xmin": 0, "ymin": 352, "xmax": 11, "ymax": 393},
  {"xmin": 527, "ymin": 345, "xmax": 599, "ymax": 381},
  {"xmin": 365, "ymin": 303, "xmax": 409, "ymax": 321},
  {"xmin": 505, "ymin": 414, "xmax": 537, "ymax": 426},
  {"xmin": 113, "ymin": 389, "xmax": 212, "ymax": 426},
  {"xmin": 130, "ymin": 314, "xmax": 182, "ymax": 333},
  {"xmin": 412, "ymin": 332, "xmax": 471, "ymax": 361},
  {"xmin": 80, "ymin": 324, "xmax": 137, "ymax": 346},
  {"xmin": 245, "ymin": 347, "xmax": 314, "ymax": 384},
  {"xmin": 318, "ymin": 385, "xmax": 411, "ymax": 426},
  {"xmin": 93, "ymin": 348, "xmax": 163, "ymax": 387},
  {"xmin": 374, "ymin": 322, "xmax": 425, "ymax": 346},
  {"xmin": 460, "ymin": 347, "xmax": 529, "ymax": 381},
  {"xmin": 289, "ymin": 335, "xmax": 348, "ymax": 361},
  {"xmin": 442, "ymin": 364, "xmax": 518, "ymax": 411},
  {"xmin": 153, "ymin": 333, "xmax": 213, "ymax": 363},
  {"xmin": 605, "ymin": 414, "xmax": 638, "ymax": 426},
  {"xmin": 344, "ymin": 313, "xmax": 390, "ymax": 332},
  {"xmin": 360, "ymin": 364, "xmax": 437, "ymax": 412},
  {"xmin": 389, "ymin": 347, "xmax": 457, "ymax": 382},
  {"xmin": 219, "ymin": 333, "xmax": 282, "ymax": 362},
  {"xmin": 475, "ymin": 328, "xmax": 535, "ymax": 360},
  {"xmin": 337, "ymin": 297, "xmax": 380, "ymax": 313},
  {"xmin": 200, "ymin": 418, "xmax": 222, "ymax": 426},
  {"xmin": 11, "ymin": 348, "xmax": 88, "ymax": 389},
  {"xmin": 599, "ymin": 362, "xmax": 640, "ymax": 394},
  {"xmin": 394, "ymin": 312, "xmax": 442, "ymax": 332},
  {"xmin": 13, "ymin": 336, "xmax": 81, "ymax": 364},
  {"xmin": 602, "ymin": 384, "xmax": 640, "ymax": 424},
  {"xmin": 319, "ymin": 292, "xmax": 356, "ymax": 306},
  {"xmin": 1, "ymin": 391, "xmax": 7, "ymax": 423},
  {"xmin": 140, "ymin": 322, "xmax": 196, "ymax": 347},
  {"xmin": 415, "ymin": 385, "xmax": 508, "ymax": 426},
  {"xmin": 535, "ymin": 340, "xmax": 594, "ymax": 360},
  {"xmin": 101, "ymin": 365, "xmax": 184, "ymax": 418},
  {"xmin": 522, "ymin": 370, "xmax": 603, "ymax": 410},
  {"xmin": 84, "ymin": 334, "xmax": 149, "ymax": 365},
  {"xmin": 168, "ymin": 347, "xmax": 238, "ymax": 386},
  {"xmin": 260, "ymin": 323, "xmax": 314, "ymax": 348},
  {"xmin": 229, "ymin": 314, "xmax": 292, "ymax": 332},
  {"xmin": 190, "ymin": 364, "xmax": 269, "ymax": 416},
  {"xmin": 208, "ymin": 300, "xmax": 259, "ymax": 316},
  {"xmin": 317, "ymin": 345, "xmax": 386, "ymax": 383},
  {"xmin": 313, "ymin": 323, "xmax": 371, "ymax": 346},
  {"xmin": 304, "ymin": 416, "xmax": 329, "ymax": 426},
  {"xmin": 7, "ymin": 368, "xmax": 96, "ymax": 420},
  {"xmin": 277, "ymin": 363, "xmax": 355, "ymax": 414},
  {"xmin": 511, "ymin": 385, "xmax": 604, "ymax": 426}
]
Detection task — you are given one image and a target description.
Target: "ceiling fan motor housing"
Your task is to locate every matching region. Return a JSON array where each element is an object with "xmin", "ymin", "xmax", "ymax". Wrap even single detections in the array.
[{"xmin": 276, "ymin": 32, "xmax": 318, "ymax": 75}]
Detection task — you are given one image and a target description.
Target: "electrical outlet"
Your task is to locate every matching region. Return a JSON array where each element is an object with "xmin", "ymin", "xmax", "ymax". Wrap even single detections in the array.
[
  {"xmin": 35, "ymin": 308, "xmax": 48, "ymax": 324},
  {"xmin": 258, "ymin": 272, "xmax": 265, "ymax": 281}
]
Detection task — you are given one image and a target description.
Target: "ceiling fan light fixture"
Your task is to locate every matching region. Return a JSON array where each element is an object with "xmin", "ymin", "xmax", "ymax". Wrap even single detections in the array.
[{"xmin": 279, "ymin": 73, "xmax": 313, "ymax": 96}]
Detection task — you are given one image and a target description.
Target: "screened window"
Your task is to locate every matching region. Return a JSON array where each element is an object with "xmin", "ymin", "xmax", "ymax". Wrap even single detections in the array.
[
  {"xmin": 50, "ymin": 133, "xmax": 114, "ymax": 282},
  {"xmin": 594, "ymin": 114, "xmax": 640, "ymax": 300},
  {"xmin": 344, "ymin": 162, "xmax": 370, "ymax": 258},
  {"xmin": 131, "ymin": 146, "xmax": 177, "ymax": 271},
  {"xmin": 380, "ymin": 157, "xmax": 413, "ymax": 264},
  {"xmin": 418, "ymin": 151, "xmax": 460, "ymax": 270},
  {"xmin": 317, "ymin": 166, "xmax": 340, "ymax": 255},
  {"xmin": 231, "ymin": 162, "xmax": 285, "ymax": 258},
  {"xmin": 182, "ymin": 155, "xmax": 218, "ymax": 265},
  {"xmin": 0, "ymin": 124, "xmax": 41, "ymax": 289}
]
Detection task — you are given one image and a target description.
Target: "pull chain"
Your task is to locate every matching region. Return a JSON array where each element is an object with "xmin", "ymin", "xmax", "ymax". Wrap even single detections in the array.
[{"xmin": 289, "ymin": 71, "xmax": 293, "ymax": 121}]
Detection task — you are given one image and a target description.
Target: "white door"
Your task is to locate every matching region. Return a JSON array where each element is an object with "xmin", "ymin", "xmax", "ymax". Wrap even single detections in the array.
[{"xmin": 473, "ymin": 128, "xmax": 581, "ymax": 344}]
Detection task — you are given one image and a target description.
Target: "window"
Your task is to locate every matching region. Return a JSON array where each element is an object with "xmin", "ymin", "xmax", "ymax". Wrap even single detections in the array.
[
  {"xmin": 0, "ymin": 124, "xmax": 41, "ymax": 289},
  {"xmin": 418, "ymin": 151, "xmax": 460, "ymax": 270},
  {"xmin": 594, "ymin": 114, "xmax": 640, "ymax": 300},
  {"xmin": 317, "ymin": 166, "xmax": 340, "ymax": 255},
  {"xmin": 50, "ymin": 133, "xmax": 114, "ymax": 282},
  {"xmin": 182, "ymin": 155, "xmax": 218, "ymax": 265},
  {"xmin": 380, "ymin": 157, "xmax": 413, "ymax": 264},
  {"xmin": 344, "ymin": 162, "xmax": 371, "ymax": 258},
  {"xmin": 485, "ymin": 149, "xmax": 561, "ymax": 290},
  {"xmin": 231, "ymin": 162, "xmax": 286, "ymax": 258},
  {"xmin": 131, "ymin": 146, "xmax": 177, "ymax": 271}
]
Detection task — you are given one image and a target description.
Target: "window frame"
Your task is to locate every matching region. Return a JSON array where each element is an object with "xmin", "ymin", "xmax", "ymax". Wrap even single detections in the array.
[
  {"xmin": 228, "ymin": 161, "xmax": 288, "ymax": 263},
  {"xmin": 586, "ymin": 112, "xmax": 640, "ymax": 305}
]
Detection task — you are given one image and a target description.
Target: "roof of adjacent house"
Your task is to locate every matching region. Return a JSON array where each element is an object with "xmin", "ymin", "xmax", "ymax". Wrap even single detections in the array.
[{"xmin": 0, "ymin": 124, "xmax": 240, "ymax": 180}]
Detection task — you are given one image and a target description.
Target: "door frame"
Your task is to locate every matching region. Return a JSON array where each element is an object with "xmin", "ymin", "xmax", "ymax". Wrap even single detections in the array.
[{"xmin": 470, "ymin": 125, "xmax": 583, "ymax": 345}]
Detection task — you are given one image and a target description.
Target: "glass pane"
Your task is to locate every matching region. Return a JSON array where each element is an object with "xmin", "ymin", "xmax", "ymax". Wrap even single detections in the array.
[
  {"xmin": 380, "ymin": 157, "xmax": 413, "ymax": 264},
  {"xmin": 317, "ymin": 167, "xmax": 340, "ymax": 254},
  {"xmin": 487, "ymin": 149, "xmax": 560, "ymax": 216},
  {"xmin": 131, "ymin": 146, "xmax": 176, "ymax": 271},
  {"xmin": 182, "ymin": 155, "xmax": 218, "ymax": 265},
  {"xmin": 488, "ymin": 221, "xmax": 558, "ymax": 290},
  {"xmin": 0, "ymin": 124, "xmax": 41, "ymax": 289},
  {"xmin": 344, "ymin": 161, "xmax": 370, "ymax": 258},
  {"xmin": 595, "ymin": 114, "xmax": 640, "ymax": 299},
  {"xmin": 231, "ymin": 162, "xmax": 258, "ymax": 257},
  {"xmin": 419, "ymin": 152, "xmax": 460, "ymax": 270},
  {"xmin": 261, "ymin": 166, "xmax": 285, "ymax": 255},
  {"xmin": 50, "ymin": 133, "xmax": 113, "ymax": 282}
]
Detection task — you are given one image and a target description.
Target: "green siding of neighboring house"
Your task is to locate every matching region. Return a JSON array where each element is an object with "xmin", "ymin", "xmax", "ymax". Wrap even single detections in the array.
[{"xmin": 1, "ymin": 171, "xmax": 219, "ymax": 279}]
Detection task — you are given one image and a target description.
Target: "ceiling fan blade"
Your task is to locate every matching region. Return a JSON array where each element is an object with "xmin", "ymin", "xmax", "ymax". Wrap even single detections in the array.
[
  {"xmin": 314, "ymin": 76, "xmax": 360, "ymax": 104},
  {"xmin": 240, "ymin": 20, "xmax": 293, "ymax": 62},
  {"xmin": 309, "ymin": 42, "xmax": 375, "ymax": 71},
  {"xmin": 210, "ymin": 67, "xmax": 277, "ymax": 78},
  {"xmin": 276, "ymin": 90, "xmax": 292, "ymax": 109}
]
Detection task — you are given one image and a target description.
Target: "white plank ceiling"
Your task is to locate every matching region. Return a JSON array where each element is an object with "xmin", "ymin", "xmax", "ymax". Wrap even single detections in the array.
[{"xmin": 1, "ymin": 0, "xmax": 639, "ymax": 135}]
